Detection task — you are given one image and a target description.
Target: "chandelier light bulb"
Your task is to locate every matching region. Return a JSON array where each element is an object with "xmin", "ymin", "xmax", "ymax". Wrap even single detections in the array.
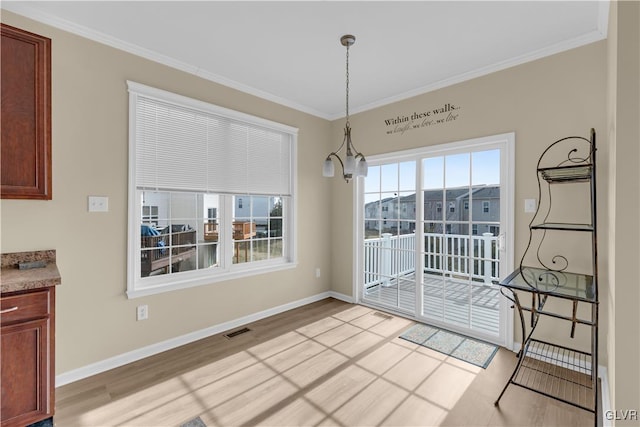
[
  {"xmin": 344, "ymin": 154, "xmax": 356, "ymax": 175},
  {"xmin": 357, "ymin": 158, "xmax": 368, "ymax": 177},
  {"xmin": 322, "ymin": 158, "xmax": 335, "ymax": 177}
]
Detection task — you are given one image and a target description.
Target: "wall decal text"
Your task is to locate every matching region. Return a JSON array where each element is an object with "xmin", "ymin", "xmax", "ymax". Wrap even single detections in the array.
[{"xmin": 384, "ymin": 103, "xmax": 461, "ymax": 135}]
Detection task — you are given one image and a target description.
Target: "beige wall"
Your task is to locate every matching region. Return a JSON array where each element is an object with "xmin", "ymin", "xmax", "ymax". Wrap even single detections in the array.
[
  {"xmin": 606, "ymin": 0, "xmax": 640, "ymax": 421},
  {"xmin": 329, "ymin": 41, "xmax": 608, "ymax": 354},
  {"xmin": 0, "ymin": 11, "xmax": 333, "ymax": 375}
]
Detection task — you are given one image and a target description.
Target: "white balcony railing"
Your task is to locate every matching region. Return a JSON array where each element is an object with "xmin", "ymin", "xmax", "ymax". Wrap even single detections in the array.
[{"xmin": 364, "ymin": 232, "xmax": 500, "ymax": 288}]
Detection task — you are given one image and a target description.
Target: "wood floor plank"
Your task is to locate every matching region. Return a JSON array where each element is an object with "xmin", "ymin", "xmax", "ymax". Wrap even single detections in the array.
[{"xmin": 331, "ymin": 378, "xmax": 409, "ymax": 426}]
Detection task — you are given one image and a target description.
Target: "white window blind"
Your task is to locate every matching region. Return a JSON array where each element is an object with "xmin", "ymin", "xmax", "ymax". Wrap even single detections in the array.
[{"xmin": 129, "ymin": 82, "xmax": 294, "ymax": 196}]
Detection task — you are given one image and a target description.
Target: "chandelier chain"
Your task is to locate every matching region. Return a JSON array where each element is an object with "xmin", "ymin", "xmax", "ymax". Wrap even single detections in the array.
[{"xmin": 345, "ymin": 43, "xmax": 350, "ymax": 123}]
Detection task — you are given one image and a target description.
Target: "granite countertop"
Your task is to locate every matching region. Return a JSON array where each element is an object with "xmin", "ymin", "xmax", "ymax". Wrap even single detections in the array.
[{"xmin": 1, "ymin": 250, "xmax": 61, "ymax": 293}]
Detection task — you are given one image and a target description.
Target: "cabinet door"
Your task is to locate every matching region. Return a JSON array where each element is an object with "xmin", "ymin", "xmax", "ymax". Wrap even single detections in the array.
[
  {"xmin": 0, "ymin": 23, "xmax": 52, "ymax": 200},
  {"xmin": 0, "ymin": 318, "xmax": 51, "ymax": 427}
]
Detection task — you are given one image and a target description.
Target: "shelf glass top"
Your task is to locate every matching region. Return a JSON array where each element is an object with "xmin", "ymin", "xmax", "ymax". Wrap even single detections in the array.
[
  {"xmin": 538, "ymin": 164, "xmax": 592, "ymax": 183},
  {"xmin": 530, "ymin": 222, "xmax": 594, "ymax": 232},
  {"xmin": 500, "ymin": 266, "xmax": 596, "ymax": 302}
]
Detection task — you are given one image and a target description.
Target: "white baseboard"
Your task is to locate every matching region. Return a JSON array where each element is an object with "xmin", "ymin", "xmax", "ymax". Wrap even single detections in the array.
[
  {"xmin": 599, "ymin": 365, "xmax": 612, "ymax": 427},
  {"xmin": 56, "ymin": 291, "xmax": 337, "ymax": 387},
  {"xmin": 327, "ymin": 290, "xmax": 354, "ymax": 303}
]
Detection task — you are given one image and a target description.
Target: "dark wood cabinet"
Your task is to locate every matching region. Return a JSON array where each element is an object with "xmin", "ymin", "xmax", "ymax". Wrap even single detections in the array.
[
  {"xmin": 1, "ymin": 287, "xmax": 55, "ymax": 427},
  {"xmin": 1, "ymin": 23, "xmax": 52, "ymax": 200}
]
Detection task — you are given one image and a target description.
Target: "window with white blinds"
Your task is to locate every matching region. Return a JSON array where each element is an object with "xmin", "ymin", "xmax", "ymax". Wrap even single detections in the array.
[
  {"xmin": 130, "ymin": 82, "xmax": 294, "ymax": 196},
  {"xmin": 126, "ymin": 81, "xmax": 298, "ymax": 298}
]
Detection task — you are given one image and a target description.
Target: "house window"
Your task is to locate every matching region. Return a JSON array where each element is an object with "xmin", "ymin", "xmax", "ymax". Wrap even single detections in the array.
[
  {"xmin": 128, "ymin": 81, "xmax": 298, "ymax": 298},
  {"xmin": 464, "ymin": 201, "xmax": 469, "ymax": 210},
  {"xmin": 436, "ymin": 202, "xmax": 442, "ymax": 213},
  {"xmin": 483, "ymin": 201, "xmax": 490, "ymax": 213},
  {"xmin": 142, "ymin": 205, "xmax": 159, "ymax": 227},
  {"xmin": 472, "ymin": 224, "xmax": 478, "ymax": 235},
  {"xmin": 449, "ymin": 202, "xmax": 455, "ymax": 213}
]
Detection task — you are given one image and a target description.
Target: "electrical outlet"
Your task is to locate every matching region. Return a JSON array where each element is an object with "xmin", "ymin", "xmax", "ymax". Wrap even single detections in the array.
[
  {"xmin": 137, "ymin": 305, "xmax": 148, "ymax": 321},
  {"xmin": 88, "ymin": 196, "xmax": 109, "ymax": 212},
  {"xmin": 315, "ymin": 268, "xmax": 321, "ymax": 278}
]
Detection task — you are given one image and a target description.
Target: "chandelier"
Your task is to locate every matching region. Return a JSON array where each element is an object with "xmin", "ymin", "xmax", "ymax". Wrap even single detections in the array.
[{"xmin": 322, "ymin": 34, "xmax": 368, "ymax": 182}]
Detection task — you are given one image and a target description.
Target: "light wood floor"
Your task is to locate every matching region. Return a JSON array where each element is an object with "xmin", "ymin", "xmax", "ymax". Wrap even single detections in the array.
[{"xmin": 55, "ymin": 298, "xmax": 594, "ymax": 426}]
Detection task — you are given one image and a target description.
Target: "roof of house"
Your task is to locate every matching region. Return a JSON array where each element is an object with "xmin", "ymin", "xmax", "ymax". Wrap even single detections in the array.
[{"xmin": 365, "ymin": 185, "xmax": 500, "ymax": 208}]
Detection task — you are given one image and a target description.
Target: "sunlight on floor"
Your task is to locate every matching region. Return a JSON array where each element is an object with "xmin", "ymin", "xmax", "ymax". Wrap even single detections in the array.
[{"xmin": 75, "ymin": 305, "xmax": 482, "ymax": 426}]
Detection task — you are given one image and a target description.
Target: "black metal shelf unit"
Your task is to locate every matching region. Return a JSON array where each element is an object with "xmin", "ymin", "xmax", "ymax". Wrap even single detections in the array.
[{"xmin": 495, "ymin": 129, "xmax": 599, "ymax": 424}]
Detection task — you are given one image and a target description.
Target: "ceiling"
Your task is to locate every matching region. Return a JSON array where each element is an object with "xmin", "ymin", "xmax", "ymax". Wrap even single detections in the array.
[{"xmin": 3, "ymin": 1, "xmax": 608, "ymax": 120}]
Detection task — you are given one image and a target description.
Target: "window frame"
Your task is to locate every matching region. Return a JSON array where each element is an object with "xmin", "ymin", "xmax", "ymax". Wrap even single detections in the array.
[{"xmin": 127, "ymin": 82, "xmax": 298, "ymax": 298}]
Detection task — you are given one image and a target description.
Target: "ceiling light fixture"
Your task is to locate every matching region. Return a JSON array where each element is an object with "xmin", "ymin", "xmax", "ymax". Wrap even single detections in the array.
[{"xmin": 322, "ymin": 34, "xmax": 368, "ymax": 182}]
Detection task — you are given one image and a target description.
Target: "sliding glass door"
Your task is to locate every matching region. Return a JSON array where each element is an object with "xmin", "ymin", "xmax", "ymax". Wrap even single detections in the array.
[{"xmin": 358, "ymin": 134, "xmax": 514, "ymax": 346}]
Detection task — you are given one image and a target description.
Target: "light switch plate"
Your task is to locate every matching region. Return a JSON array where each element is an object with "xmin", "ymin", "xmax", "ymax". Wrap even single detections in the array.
[
  {"xmin": 524, "ymin": 198, "xmax": 537, "ymax": 213},
  {"xmin": 88, "ymin": 196, "xmax": 109, "ymax": 212}
]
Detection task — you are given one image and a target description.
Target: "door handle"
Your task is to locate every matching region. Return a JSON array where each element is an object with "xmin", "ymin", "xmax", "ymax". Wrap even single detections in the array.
[{"xmin": 497, "ymin": 233, "xmax": 506, "ymax": 253}]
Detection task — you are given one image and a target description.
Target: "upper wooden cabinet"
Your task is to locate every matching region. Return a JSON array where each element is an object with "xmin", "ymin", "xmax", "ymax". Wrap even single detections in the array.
[{"xmin": 1, "ymin": 23, "xmax": 52, "ymax": 200}]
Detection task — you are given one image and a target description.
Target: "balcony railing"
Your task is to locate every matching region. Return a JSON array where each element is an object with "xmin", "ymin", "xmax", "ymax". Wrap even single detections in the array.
[{"xmin": 364, "ymin": 232, "xmax": 500, "ymax": 288}]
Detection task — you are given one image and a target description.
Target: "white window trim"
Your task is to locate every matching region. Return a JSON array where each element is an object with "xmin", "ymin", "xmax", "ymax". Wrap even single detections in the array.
[{"xmin": 126, "ymin": 82, "xmax": 298, "ymax": 299}]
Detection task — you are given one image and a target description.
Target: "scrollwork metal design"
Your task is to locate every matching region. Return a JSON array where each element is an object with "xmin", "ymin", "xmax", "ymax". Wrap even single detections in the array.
[
  {"xmin": 535, "ymin": 230, "xmax": 569, "ymax": 273},
  {"xmin": 519, "ymin": 131, "xmax": 595, "ymax": 290},
  {"xmin": 537, "ymin": 135, "xmax": 593, "ymax": 170}
]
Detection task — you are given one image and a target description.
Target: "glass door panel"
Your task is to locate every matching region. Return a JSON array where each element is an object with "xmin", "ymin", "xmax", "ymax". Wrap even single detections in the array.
[
  {"xmin": 420, "ymin": 149, "xmax": 501, "ymax": 339},
  {"xmin": 362, "ymin": 161, "xmax": 417, "ymax": 314}
]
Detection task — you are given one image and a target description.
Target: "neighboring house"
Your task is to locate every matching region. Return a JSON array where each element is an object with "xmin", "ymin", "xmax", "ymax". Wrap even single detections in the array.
[
  {"xmin": 364, "ymin": 194, "xmax": 416, "ymax": 235},
  {"xmin": 458, "ymin": 185, "xmax": 501, "ymax": 236},
  {"xmin": 141, "ymin": 192, "xmax": 219, "ymax": 233},
  {"xmin": 366, "ymin": 185, "xmax": 500, "ymax": 236},
  {"xmin": 140, "ymin": 193, "xmax": 280, "ymax": 238}
]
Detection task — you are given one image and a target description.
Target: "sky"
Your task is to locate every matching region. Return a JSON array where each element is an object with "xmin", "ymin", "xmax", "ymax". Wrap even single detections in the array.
[{"xmin": 364, "ymin": 149, "xmax": 500, "ymax": 196}]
